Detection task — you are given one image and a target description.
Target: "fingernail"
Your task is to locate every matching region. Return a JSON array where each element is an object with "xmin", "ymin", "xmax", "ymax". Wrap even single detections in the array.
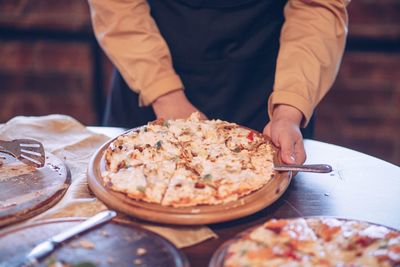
[{"xmin": 290, "ymin": 155, "xmax": 296, "ymax": 163}]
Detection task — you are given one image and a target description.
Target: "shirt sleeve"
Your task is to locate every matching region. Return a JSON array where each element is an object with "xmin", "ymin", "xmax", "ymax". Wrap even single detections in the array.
[
  {"xmin": 87, "ymin": 0, "xmax": 184, "ymax": 106},
  {"xmin": 268, "ymin": 0, "xmax": 350, "ymax": 127}
]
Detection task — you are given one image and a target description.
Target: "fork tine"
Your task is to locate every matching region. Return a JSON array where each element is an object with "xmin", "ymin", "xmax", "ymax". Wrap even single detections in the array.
[
  {"xmin": 20, "ymin": 152, "xmax": 45, "ymax": 167},
  {"xmin": 20, "ymin": 143, "xmax": 41, "ymax": 148},
  {"xmin": 20, "ymin": 149, "xmax": 43, "ymax": 157},
  {"xmin": 20, "ymin": 154, "xmax": 44, "ymax": 167}
]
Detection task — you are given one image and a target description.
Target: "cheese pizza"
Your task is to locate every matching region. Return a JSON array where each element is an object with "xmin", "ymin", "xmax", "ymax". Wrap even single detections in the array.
[
  {"xmin": 221, "ymin": 218, "xmax": 400, "ymax": 267},
  {"xmin": 101, "ymin": 113, "xmax": 275, "ymax": 207}
]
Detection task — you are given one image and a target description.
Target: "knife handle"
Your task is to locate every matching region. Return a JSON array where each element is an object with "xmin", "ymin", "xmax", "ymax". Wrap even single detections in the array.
[
  {"xmin": 51, "ymin": 210, "xmax": 117, "ymax": 243},
  {"xmin": 274, "ymin": 164, "xmax": 333, "ymax": 173}
]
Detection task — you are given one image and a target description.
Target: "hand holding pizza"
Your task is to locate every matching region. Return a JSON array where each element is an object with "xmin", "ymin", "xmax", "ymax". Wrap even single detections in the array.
[{"xmin": 263, "ymin": 104, "xmax": 306, "ymax": 165}]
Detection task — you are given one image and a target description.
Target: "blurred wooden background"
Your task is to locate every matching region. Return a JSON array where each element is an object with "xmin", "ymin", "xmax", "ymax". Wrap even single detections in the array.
[{"xmin": 0, "ymin": 0, "xmax": 399, "ymax": 166}]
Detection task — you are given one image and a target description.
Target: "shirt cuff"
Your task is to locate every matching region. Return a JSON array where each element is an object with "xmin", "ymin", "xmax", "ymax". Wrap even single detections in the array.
[
  {"xmin": 139, "ymin": 74, "xmax": 184, "ymax": 106},
  {"xmin": 268, "ymin": 90, "xmax": 314, "ymax": 127}
]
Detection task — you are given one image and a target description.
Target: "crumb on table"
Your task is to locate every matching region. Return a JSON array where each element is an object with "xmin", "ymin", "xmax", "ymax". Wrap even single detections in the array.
[
  {"xmin": 136, "ymin": 247, "xmax": 147, "ymax": 256},
  {"xmin": 101, "ymin": 230, "xmax": 109, "ymax": 237},
  {"xmin": 133, "ymin": 258, "xmax": 142, "ymax": 265},
  {"xmin": 79, "ymin": 240, "xmax": 95, "ymax": 249}
]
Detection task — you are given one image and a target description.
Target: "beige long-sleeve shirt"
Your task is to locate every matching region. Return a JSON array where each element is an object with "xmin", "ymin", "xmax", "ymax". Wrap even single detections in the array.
[{"xmin": 88, "ymin": 0, "xmax": 349, "ymax": 126}]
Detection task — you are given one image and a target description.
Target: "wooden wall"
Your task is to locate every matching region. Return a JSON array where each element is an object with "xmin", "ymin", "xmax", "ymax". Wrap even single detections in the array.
[{"xmin": 315, "ymin": 0, "xmax": 400, "ymax": 165}]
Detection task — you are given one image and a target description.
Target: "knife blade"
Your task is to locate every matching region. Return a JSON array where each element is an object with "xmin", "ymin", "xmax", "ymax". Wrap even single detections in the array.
[{"xmin": 1, "ymin": 210, "xmax": 117, "ymax": 267}]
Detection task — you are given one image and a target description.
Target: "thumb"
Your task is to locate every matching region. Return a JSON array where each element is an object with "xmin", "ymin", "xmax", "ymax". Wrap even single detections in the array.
[{"xmin": 278, "ymin": 136, "xmax": 296, "ymax": 164}]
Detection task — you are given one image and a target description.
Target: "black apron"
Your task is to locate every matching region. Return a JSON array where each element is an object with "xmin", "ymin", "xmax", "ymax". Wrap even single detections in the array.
[{"xmin": 103, "ymin": 0, "xmax": 314, "ymax": 138}]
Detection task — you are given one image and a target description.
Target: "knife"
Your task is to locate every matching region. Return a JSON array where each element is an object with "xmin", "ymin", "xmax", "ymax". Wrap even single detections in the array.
[{"xmin": 1, "ymin": 210, "xmax": 117, "ymax": 267}]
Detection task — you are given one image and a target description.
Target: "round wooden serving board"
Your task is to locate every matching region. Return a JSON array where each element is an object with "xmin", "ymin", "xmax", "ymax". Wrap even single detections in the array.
[
  {"xmin": 0, "ymin": 152, "xmax": 71, "ymax": 228},
  {"xmin": 87, "ymin": 129, "xmax": 292, "ymax": 225},
  {"xmin": 0, "ymin": 218, "xmax": 189, "ymax": 267}
]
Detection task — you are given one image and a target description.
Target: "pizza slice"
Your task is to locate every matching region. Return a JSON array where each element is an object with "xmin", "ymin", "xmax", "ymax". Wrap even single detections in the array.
[
  {"xmin": 103, "ymin": 124, "xmax": 181, "ymax": 204},
  {"xmin": 161, "ymin": 165, "xmax": 218, "ymax": 207},
  {"xmin": 222, "ymin": 126, "xmax": 265, "ymax": 153}
]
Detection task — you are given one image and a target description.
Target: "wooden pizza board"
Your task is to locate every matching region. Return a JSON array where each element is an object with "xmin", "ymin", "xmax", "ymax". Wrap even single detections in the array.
[
  {"xmin": 0, "ymin": 152, "xmax": 71, "ymax": 228},
  {"xmin": 87, "ymin": 129, "xmax": 292, "ymax": 225},
  {"xmin": 0, "ymin": 218, "xmax": 189, "ymax": 267}
]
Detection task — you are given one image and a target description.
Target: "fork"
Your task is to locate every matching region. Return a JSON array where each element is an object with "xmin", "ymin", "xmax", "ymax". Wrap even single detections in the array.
[{"xmin": 0, "ymin": 139, "xmax": 46, "ymax": 168}]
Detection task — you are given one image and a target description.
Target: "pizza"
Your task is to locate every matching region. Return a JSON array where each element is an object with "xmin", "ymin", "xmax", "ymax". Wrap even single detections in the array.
[
  {"xmin": 101, "ymin": 113, "xmax": 275, "ymax": 207},
  {"xmin": 221, "ymin": 217, "xmax": 400, "ymax": 267}
]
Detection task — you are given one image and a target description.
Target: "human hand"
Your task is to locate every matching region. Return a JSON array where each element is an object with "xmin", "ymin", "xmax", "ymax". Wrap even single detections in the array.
[
  {"xmin": 152, "ymin": 89, "xmax": 207, "ymax": 120},
  {"xmin": 263, "ymin": 104, "xmax": 306, "ymax": 165}
]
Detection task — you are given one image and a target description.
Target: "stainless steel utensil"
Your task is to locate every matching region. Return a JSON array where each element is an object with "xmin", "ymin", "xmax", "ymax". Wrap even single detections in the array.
[
  {"xmin": 10, "ymin": 210, "xmax": 117, "ymax": 267},
  {"xmin": 0, "ymin": 139, "xmax": 45, "ymax": 168},
  {"xmin": 274, "ymin": 164, "xmax": 332, "ymax": 173}
]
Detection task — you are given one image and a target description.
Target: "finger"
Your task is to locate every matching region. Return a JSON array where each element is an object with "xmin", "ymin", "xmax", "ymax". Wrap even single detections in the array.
[
  {"xmin": 278, "ymin": 135, "xmax": 296, "ymax": 164},
  {"xmin": 265, "ymin": 123, "xmax": 282, "ymax": 149},
  {"xmin": 293, "ymin": 138, "xmax": 306, "ymax": 164},
  {"xmin": 263, "ymin": 123, "xmax": 272, "ymax": 138},
  {"xmin": 199, "ymin": 112, "xmax": 208, "ymax": 120}
]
